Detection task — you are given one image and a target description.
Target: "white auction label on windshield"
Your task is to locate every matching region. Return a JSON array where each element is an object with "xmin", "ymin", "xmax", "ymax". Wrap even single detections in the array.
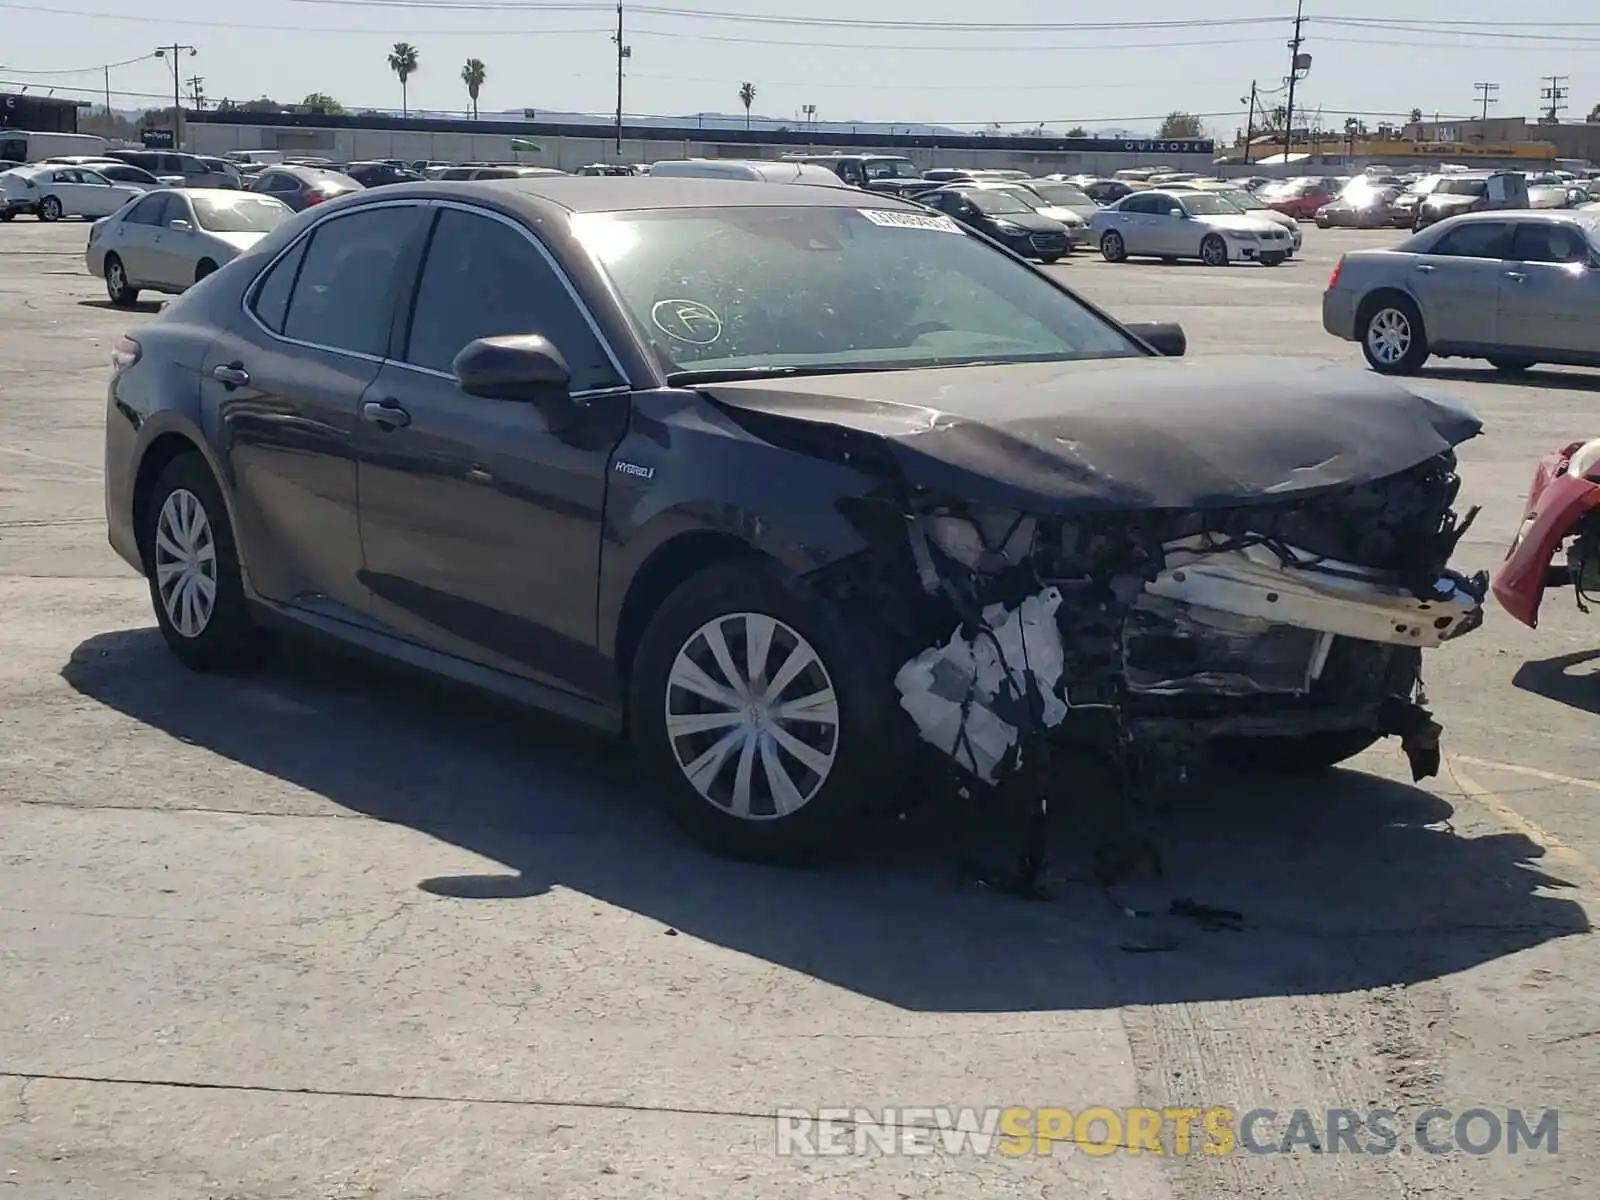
[{"xmin": 858, "ymin": 209, "xmax": 963, "ymax": 233}]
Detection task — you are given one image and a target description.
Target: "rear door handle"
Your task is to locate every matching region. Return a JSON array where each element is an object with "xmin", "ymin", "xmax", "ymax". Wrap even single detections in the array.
[
  {"xmin": 1414, "ymin": 264, "xmax": 1435, "ymax": 273},
  {"xmin": 211, "ymin": 363, "xmax": 249, "ymax": 387},
  {"xmin": 1504, "ymin": 271, "xmax": 1527, "ymax": 282},
  {"xmin": 361, "ymin": 399, "xmax": 410, "ymax": 429}
]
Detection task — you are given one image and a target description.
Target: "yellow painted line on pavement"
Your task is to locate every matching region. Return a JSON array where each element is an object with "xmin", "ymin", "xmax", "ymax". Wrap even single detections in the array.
[
  {"xmin": 1453, "ymin": 755, "xmax": 1600, "ymax": 796},
  {"xmin": 1447, "ymin": 758, "xmax": 1590, "ymax": 876}
]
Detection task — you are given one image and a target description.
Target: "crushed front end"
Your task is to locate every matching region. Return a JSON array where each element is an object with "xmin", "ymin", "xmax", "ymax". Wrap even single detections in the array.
[{"xmin": 840, "ymin": 448, "xmax": 1486, "ymax": 883}]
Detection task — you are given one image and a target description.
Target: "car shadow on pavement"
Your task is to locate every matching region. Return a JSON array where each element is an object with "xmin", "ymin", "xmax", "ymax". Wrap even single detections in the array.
[
  {"xmin": 62, "ymin": 627, "xmax": 1592, "ymax": 1013},
  {"xmin": 1421, "ymin": 365, "xmax": 1600, "ymax": 392},
  {"xmin": 75, "ymin": 299, "xmax": 162, "ymax": 314},
  {"xmin": 1513, "ymin": 648, "xmax": 1600, "ymax": 715}
]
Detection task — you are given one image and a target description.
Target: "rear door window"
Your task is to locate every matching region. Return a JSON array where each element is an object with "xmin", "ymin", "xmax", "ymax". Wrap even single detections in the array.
[
  {"xmin": 1510, "ymin": 222, "xmax": 1590, "ymax": 264},
  {"xmin": 249, "ymin": 237, "xmax": 309, "ymax": 334},
  {"xmin": 279, "ymin": 206, "xmax": 423, "ymax": 355},
  {"xmin": 123, "ymin": 194, "xmax": 171, "ymax": 226}
]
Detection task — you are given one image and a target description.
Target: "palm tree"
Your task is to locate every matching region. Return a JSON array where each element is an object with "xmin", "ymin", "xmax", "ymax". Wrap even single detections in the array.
[
  {"xmin": 461, "ymin": 58, "xmax": 486, "ymax": 120},
  {"xmin": 388, "ymin": 43, "xmax": 419, "ymax": 117},
  {"xmin": 738, "ymin": 81, "xmax": 756, "ymax": 130}
]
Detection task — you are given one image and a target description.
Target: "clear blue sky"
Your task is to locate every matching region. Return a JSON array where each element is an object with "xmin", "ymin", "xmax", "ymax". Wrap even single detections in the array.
[{"xmin": 0, "ymin": 1, "xmax": 1595, "ymax": 134}]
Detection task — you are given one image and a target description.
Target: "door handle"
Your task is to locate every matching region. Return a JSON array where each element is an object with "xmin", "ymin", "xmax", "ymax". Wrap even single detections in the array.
[
  {"xmin": 361, "ymin": 399, "xmax": 410, "ymax": 429},
  {"xmin": 211, "ymin": 363, "xmax": 249, "ymax": 387},
  {"xmin": 1414, "ymin": 264, "xmax": 1435, "ymax": 273},
  {"xmin": 1504, "ymin": 271, "xmax": 1527, "ymax": 282}
]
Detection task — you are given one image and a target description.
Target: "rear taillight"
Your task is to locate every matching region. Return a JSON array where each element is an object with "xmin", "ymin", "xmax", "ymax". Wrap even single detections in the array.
[
  {"xmin": 1327, "ymin": 255, "xmax": 1344, "ymax": 290},
  {"xmin": 110, "ymin": 336, "xmax": 141, "ymax": 375},
  {"xmin": 304, "ymin": 190, "xmax": 327, "ymax": 206}
]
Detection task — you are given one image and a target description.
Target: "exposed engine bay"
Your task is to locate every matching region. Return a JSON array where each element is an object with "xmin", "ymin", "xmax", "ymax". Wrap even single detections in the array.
[{"xmin": 822, "ymin": 450, "xmax": 1488, "ymax": 895}]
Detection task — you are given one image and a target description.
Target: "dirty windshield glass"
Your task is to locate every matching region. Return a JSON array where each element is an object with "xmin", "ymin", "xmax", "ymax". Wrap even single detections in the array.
[
  {"xmin": 865, "ymin": 157, "xmax": 919, "ymax": 180},
  {"xmin": 573, "ymin": 206, "xmax": 1139, "ymax": 378},
  {"xmin": 963, "ymin": 189, "xmax": 1033, "ymax": 215},
  {"xmin": 191, "ymin": 193, "xmax": 291, "ymax": 233},
  {"xmin": 1177, "ymin": 193, "xmax": 1238, "ymax": 216},
  {"xmin": 1436, "ymin": 178, "xmax": 1488, "ymax": 197},
  {"xmin": 1029, "ymin": 183, "xmax": 1093, "ymax": 207}
]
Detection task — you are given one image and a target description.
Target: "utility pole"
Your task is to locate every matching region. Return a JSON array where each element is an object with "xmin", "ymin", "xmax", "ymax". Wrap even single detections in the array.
[
  {"xmin": 1539, "ymin": 74, "xmax": 1568, "ymax": 123},
  {"xmin": 153, "ymin": 43, "xmax": 197, "ymax": 149},
  {"xmin": 1241, "ymin": 80, "xmax": 1258, "ymax": 164},
  {"xmin": 103, "ymin": 64, "xmax": 111, "ymax": 119},
  {"xmin": 1282, "ymin": 0, "xmax": 1307, "ymax": 159},
  {"xmin": 611, "ymin": 3, "xmax": 631, "ymax": 152},
  {"xmin": 1472, "ymin": 81, "xmax": 1498, "ymax": 141},
  {"xmin": 187, "ymin": 76, "xmax": 205, "ymax": 111}
]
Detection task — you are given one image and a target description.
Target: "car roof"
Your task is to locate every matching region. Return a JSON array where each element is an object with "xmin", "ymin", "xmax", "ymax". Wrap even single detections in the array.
[
  {"xmin": 404, "ymin": 176, "xmax": 923, "ymax": 214},
  {"xmin": 1446, "ymin": 209, "xmax": 1598, "ymax": 226}
]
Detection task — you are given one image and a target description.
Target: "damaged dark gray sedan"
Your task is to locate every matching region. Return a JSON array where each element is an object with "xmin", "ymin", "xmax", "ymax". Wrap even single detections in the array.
[{"xmin": 102, "ymin": 177, "xmax": 1487, "ymax": 867}]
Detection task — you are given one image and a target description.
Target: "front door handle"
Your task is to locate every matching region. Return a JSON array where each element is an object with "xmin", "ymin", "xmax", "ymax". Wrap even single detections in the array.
[
  {"xmin": 1415, "ymin": 264, "xmax": 1435, "ymax": 273},
  {"xmin": 1504, "ymin": 271, "xmax": 1527, "ymax": 282},
  {"xmin": 211, "ymin": 363, "xmax": 249, "ymax": 387},
  {"xmin": 361, "ymin": 399, "xmax": 410, "ymax": 429}
]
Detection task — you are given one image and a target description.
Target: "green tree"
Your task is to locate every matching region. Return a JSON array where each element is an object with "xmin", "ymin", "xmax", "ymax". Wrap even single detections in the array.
[
  {"xmin": 1408, "ymin": 107, "xmax": 1424, "ymax": 124},
  {"xmin": 738, "ymin": 81, "xmax": 757, "ymax": 130},
  {"xmin": 1064, "ymin": 126, "xmax": 1089, "ymax": 138},
  {"xmin": 388, "ymin": 42, "xmax": 420, "ymax": 117},
  {"xmin": 301, "ymin": 93, "xmax": 345, "ymax": 116},
  {"xmin": 1588, "ymin": 102, "xmax": 1600, "ymax": 122},
  {"xmin": 239, "ymin": 97, "xmax": 282, "ymax": 113},
  {"xmin": 1156, "ymin": 110, "xmax": 1204, "ymax": 138},
  {"xmin": 461, "ymin": 58, "xmax": 486, "ymax": 119}
]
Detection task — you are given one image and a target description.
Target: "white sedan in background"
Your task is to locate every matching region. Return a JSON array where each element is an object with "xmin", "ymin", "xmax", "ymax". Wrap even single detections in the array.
[
  {"xmin": 86, "ymin": 189, "xmax": 293, "ymax": 306},
  {"xmin": 0, "ymin": 165, "xmax": 142, "ymax": 222},
  {"xmin": 1088, "ymin": 188, "xmax": 1295, "ymax": 266}
]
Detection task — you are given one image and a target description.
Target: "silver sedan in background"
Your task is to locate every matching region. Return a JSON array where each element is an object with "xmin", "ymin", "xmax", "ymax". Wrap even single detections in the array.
[
  {"xmin": 1323, "ymin": 210, "xmax": 1600, "ymax": 375},
  {"xmin": 86, "ymin": 189, "xmax": 293, "ymax": 307}
]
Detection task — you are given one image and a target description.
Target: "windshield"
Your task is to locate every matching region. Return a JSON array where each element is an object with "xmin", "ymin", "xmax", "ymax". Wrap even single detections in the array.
[
  {"xmin": 1029, "ymin": 183, "xmax": 1092, "ymax": 206},
  {"xmin": 864, "ymin": 158, "xmax": 919, "ymax": 180},
  {"xmin": 573, "ymin": 206, "xmax": 1140, "ymax": 379},
  {"xmin": 1216, "ymin": 188, "xmax": 1263, "ymax": 210},
  {"xmin": 1177, "ymin": 193, "xmax": 1237, "ymax": 216},
  {"xmin": 963, "ymin": 189, "xmax": 1034, "ymax": 215},
  {"xmin": 1436, "ymin": 178, "xmax": 1488, "ymax": 197},
  {"xmin": 1407, "ymin": 175, "xmax": 1442, "ymax": 196},
  {"xmin": 191, "ymin": 193, "xmax": 291, "ymax": 233}
]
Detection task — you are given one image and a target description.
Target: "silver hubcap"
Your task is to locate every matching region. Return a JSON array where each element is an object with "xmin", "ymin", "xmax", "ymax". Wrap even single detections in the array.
[
  {"xmin": 153, "ymin": 489, "xmax": 218, "ymax": 639},
  {"xmin": 1368, "ymin": 308, "xmax": 1411, "ymax": 363},
  {"xmin": 107, "ymin": 262, "xmax": 123, "ymax": 294},
  {"xmin": 1203, "ymin": 240, "xmax": 1225, "ymax": 265},
  {"xmin": 664, "ymin": 612, "xmax": 840, "ymax": 821},
  {"xmin": 1103, "ymin": 234, "xmax": 1121, "ymax": 257}
]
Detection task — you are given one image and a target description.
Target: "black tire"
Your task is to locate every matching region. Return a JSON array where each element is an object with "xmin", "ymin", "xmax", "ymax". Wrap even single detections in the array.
[
  {"xmin": 1260, "ymin": 251, "xmax": 1286, "ymax": 267},
  {"xmin": 1211, "ymin": 729, "xmax": 1382, "ymax": 775},
  {"xmin": 139, "ymin": 453, "xmax": 272, "ymax": 673},
  {"xmin": 1199, "ymin": 234, "xmax": 1229, "ymax": 267},
  {"xmin": 38, "ymin": 196, "xmax": 62, "ymax": 222},
  {"xmin": 0, "ymin": 210, "xmax": 15, "ymax": 222},
  {"xmin": 628, "ymin": 559, "xmax": 903, "ymax": 864},
  {"xmin": 1099, "ymin": 230, "xmax": 1127, "ymax": 263},
  {"xmin": 103, "ymin": 254, "xmax": 138, "ymax": 306},
  {"xmin": 1038, "ymin": 253, "xmax": 1063, "ymax": 264},
  {"xmin": 194, "ymin": 258, "xmax": 218, "ymax": 283},
  {"xmin": 1488, "ymin": 357, "xmax": 1534, "ymax": 374},
  {"xmin": 1358, "ymin": 293, "xmax": 1430, "ymax": 375}
]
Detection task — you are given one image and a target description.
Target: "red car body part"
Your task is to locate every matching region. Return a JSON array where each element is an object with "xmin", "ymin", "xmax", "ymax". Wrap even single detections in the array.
[{"xmin": 1492, "ymin": 440, "xmax": 1600, "ymax": 628}]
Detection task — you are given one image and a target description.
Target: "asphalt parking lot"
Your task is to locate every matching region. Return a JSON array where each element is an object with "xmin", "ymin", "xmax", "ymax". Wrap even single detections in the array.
[{"xmin": 3, "ymin": 217, "xmax": 1599, "ymax": 1199}]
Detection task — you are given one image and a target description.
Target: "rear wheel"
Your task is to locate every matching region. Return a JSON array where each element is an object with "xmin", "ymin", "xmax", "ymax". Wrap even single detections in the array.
[
  {"xmin": 1099, "ymin": 230, "xmax": 1127, "ymax": 262},
  {"xmin": 139, "ymin": 453, "xmax": 272, "ymax": 673},
  {"xmin": 628, "ymin": 559, "xmax": 902, "ymax": 863},
  {"xmin": 1488, "ymin": 357, "xmax": 1534, "ymax": 374},
  {"xmin": 1359, "ymin": 295, "xmax": 1430, "ymax": 375},
  {"xmin": 0, "ymin": 210, "xmax": 15, "ymax": 222},
  {"xmin": 194, "ymin": 258, "xmax": 218, "ymax": 283},
  {"xmin": 103, "ymin": 254, "xmax": 138, "ymax": 306},
  {"xmin": 1199, "ymin": 234, "xmax": 1229, "ymax": 267},
  {"xmin": 38, "ymin": 196, "xmax": 62, "ymax": 222}
]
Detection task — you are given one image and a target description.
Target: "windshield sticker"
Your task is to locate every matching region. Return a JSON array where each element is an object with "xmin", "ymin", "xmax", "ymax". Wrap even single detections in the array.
[
  {"xmin": 651, "ymin": 299, "xmax": 724, "ymax": 345},
  {"xmin": 858, "ymin": 209, "xmax": 963, "ymax": 233}
]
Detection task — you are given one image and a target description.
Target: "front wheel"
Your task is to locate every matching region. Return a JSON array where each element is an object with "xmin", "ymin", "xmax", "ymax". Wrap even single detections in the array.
[
  {"xmin": 1211, "ymin": 729, "xmax": 1381, "ymax": 775},
  {"xmin": 0, "ymin": 210, "xmax": 15, "ymax": 222},
  {"xmin": 1099, "ymin": 230, "xmax": 1127, "ymax": 263},
  {"xmin": 628, "ymin": 559, "xmax": 902, "ymax": 863},
  {"xmin": 194, "ymin": 258, "xmax": 218, "ymax": 283},
  {"xmin": 38, "ymin": 196, "xmax": 62, "ymax": 222},
  {"xmin": 1199, "ymin": 234, "xmax": 1229, "ymax": 267},
  {"xmin": 1360, "ymin": 296, "xmax": 1430, "ymax": 375},
  {"xmin": 1260, "ymin": 251, "xmax": 1286, "ymax": 267},
  {"xmin": 140, "ymin": 453, "xmax": 272, "ymax": 673},
  {"xmin": 1038, "ymin": 253, "xmax": 1063, "ymax": 264}
]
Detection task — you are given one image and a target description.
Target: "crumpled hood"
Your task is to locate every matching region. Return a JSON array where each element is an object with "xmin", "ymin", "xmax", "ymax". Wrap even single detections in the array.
[{"xmin": 698, "ymin": 355, "xmax": 1482, "ymax": 513}]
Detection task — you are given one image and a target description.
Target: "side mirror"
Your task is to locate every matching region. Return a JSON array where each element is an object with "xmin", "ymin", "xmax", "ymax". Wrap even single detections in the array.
[
  {"xmin": 453, "ymin": 334, "xmax": 577, "ymax": 421},
  {"xmin": 1168, "ymin": 207, "xmax": 1186, "ymax": 218},
  {"xmin": 168, "ymin": 218, "xmax": 190, "ymax": 231},
  {"xmin": 1125, "ymin": 321, "xmax": 1187, "ymax": 357}
]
